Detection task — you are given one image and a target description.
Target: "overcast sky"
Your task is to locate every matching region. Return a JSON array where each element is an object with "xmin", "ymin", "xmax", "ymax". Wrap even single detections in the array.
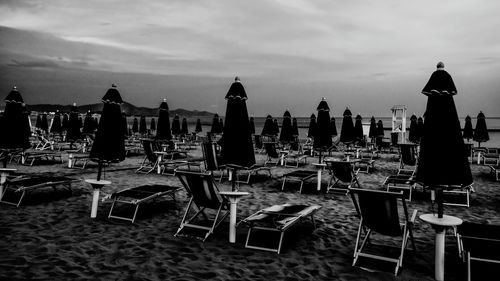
[{"xmin": 1, "ymin": 0, "xmax": 499, "ymax": 117}]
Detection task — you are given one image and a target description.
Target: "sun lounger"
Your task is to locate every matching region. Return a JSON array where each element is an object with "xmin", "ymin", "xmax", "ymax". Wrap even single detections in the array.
[
  {"xmin": 0, "ymin": 175, "xmax": 79, "ymax": 207},
  {"xmin": 384, "ymin": 144, "xmax": 418, "ymax": 200},
  {"xmin": 239, "ymin": 203, "xmax": 321, "ymax": 254},
  {"xmin": 20, "ymin": 150, "xmax": 63, "ymax": 166},
  {"xmin": 107, "ymin": 184, "xmax": 181, "ymax": 223},
  {"xmin": 225, "ymin": 163, "xmax": 272, "ymax": 185},
  {"xmin": 489, "ymin": 165, "xmax": 500, "ymax": 181},
  {"xmin": 281, "ymin": 169, "xmax": 317, "ymax": 193}
]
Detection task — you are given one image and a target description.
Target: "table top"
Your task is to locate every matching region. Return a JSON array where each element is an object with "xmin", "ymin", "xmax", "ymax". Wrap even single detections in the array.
[
  {"xmin": 0, "ymin": 168, "xmax": 17, "ymax": 173},
  {"xmin": 312, "ymin": 163, "xmax": 327, "ymax": 168},
  {"xmin": 85, "ymin": 179, "xmax": 112, "ymax": 186},
  {"xmin": 419, "ymin": 213, "xmax": 463, "ymax": 227},
  {"xmin": 219, "ymin": 191, "xmax": 250, "ymax": 197}
]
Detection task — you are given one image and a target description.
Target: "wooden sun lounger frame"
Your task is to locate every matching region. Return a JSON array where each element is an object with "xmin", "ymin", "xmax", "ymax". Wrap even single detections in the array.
[
  {"xmin": 0, "ymin": 176, "xmax": 79, "ymax": 207},
  {"xmin": 108, "ymin": 185, "xmax": 181, "ymax": 223},
  {"xmin": 240, "ymin": 204, "xmax": 321, "ymax": 254}
]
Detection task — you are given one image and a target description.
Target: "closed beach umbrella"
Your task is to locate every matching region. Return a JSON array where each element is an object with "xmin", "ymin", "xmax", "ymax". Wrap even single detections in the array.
[
  {"xmin": 417, "ymin": 117, "xmax": 424, "ymax": 141},
  {"xmin": 220, "ymin": 77, "xmax": 255, "ymax": 169},
  {"xmin": 35, "ymin": 114, "xmax": 42, "ymax": 130},
  {"xmin": 408, "ymin": 114, "xmax": 418, "ymax": 143},
  {"xmin": 50, "ymin": 110, "xmax": 62, "ymax": 134},
  {"xmin": 368, "ymin": 116, "xmax": 377, "ymax": 140},
  {"xmin": 261, "ymin": 115, "xmax": 275, "ymax": 136},
  {"xmin": 340, "ymin": 107, "xmax": 355, "ymax": 143},
  {"xmin": 292, "ymin": 118, "xmax": 299, "ymax": 137},
  {"xmin": 139, "ymin": 115, "xmax": 147, "ymax": 135},
  {"xmin": 82, "ymin": 111, "xmax": 94, "ymax": 134},
  {"xmin": 416, "ymin": 62, "xmax": 472, "ymax": 218},
  {"xmin": 132, "ymin": 117, "xmax": 139, "ymax": 133},
  {"xmin": 354, "ymin": 114, "xmax": 363, "ymax": 141},
  {"xmin": 376, "ymin": 120, "xmax": 384, "ymax": 137},
  {"xmin": 90, "ymin": 84, "xmax": 126, "ymax": 179},
  {"xmin": 181, "ymin": 117, "xmax": 189, "ymax": 135},
  {"xmin": 329, "ymin": 117, "xmax": 337, "ymax": 137},
  {"xmin": 462, "ymin": 115, "xmax": 473, "ymax": 141},
  {"xmin": 195, "ymin": 118, "xmax": 202, "ymax": 133},
  {"xmin": 273, "ymin": 119, "xmax": 279, "ymax": 135},
  {"xmin": 122, "ymin": 112, "xmax": 129, "ymax": 137},
  {"xmin": 66, "ymin": 103, "xmax": 82, "ymax": 141},
  {"xmin": 150, "ymin": 117, "xmax": 156, "ymax": 132},
  {"xmin": 78, "ymin": 116, "xmax": 83, "ymax": 130},
  {"xmin": 313, "ymin": 98, "xmax": 333, "ymax": 156},
  {"xmin": 62, "ymin": 113, "xmax": 69, "ymax": 132},
  {"xmin": 156, "ymin": 99, "xmax": 172, "ymax": 140},
  {"xmin": 473, "ymin": 111, "xmax": 489, "ymax": 147},
  {"xmin": 249, "ymin": 117, "xmax": 255, "ymax": 135},
  {"xmin": 279, "ymin": 110, "xmax": 294, "ymax": 143},
  {"xmin": 41, "ymin": 113, "xmax": 49, "ymax": 134},
  {"xmin": 0, "ymin": 86, "xmax": 31, "ymax": 166},
  {"xmin": 171, "ymin": 115, "xmax": 181, "ymax": 136},
  {"xmin": 22, "ymin": 104, "xmax": 31, "ymax": 142},
  {"xmin": 219, "ymin": 117, "xmax": 224, "ymax": 131},
  {"xmin": 307, "ymin": 114, "xmax": 316, "ymax": 138},
  {"xmin": 210, "ymin": 114, "xmax": 221, "ymax": 134}
]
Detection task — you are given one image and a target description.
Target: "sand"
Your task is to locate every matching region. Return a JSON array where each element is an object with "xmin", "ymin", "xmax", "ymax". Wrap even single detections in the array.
[{"xmin": 1, "ymin": 145, "xmax": 499, "ymax": 281}]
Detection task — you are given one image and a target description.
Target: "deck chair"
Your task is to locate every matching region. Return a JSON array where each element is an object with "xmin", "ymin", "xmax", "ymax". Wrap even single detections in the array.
[
  {"xmin": 136, "ymin": 139, "xmax": 187, "ymax": 175},
  {"xmin": 136, "ymin": 138, "xmax": 160, "ymax": 173},
  {"xmin": 175, "ymin": 170, "xmax": 230, "ymax": 241},
  {"xmin": 201, "ymin": 141, "xmax": 227, "ymax": 181},
  {"xmin": 254, "ymin": 135, "xmax": 264, "ymax": 153},
  {"xmin": 264, "ymin": 142, "xmax": 282, "ymax": 166},
  {"xmin": 441, "ymin": 184, "xmax": 474, "ymax": 207},
  {"xmin": 0, "ymin": 175, "xmax": 79, "ymax": 207},
  {"xmin": 227, "ymin": 163, "xmax": 272, "ymax": 185},
  {"xmin": 20, "ymin": 149, "xmax": 63, "ymax": 166},
  {"xmin": 326, "ymin": 160, "xmax": 361, "ymax": 193},
  {"xmin": 354, "ymin": 149, "xmax": 376, "ymax": 173},
  {"xmin": 34, "ymin": 131, "xmax": 54, "ymax": 150},
  {"xmin": 107, "ymin": 184, "xmax": 181, "ymax": 223},
  {"xmin": 489, "ymin": 165, "xmax": 500, "ymax": 181},
  {"xmin": 281, "ymin": 169, "xmax": 317, "ymax": 193},
  {"xmin": 349, "ymin": 188, "xmax": 417, "ymax": 276},
  {"xmin": 239, "ymin": 204, "xmax": 321, "ymax": 254},
  {"xmin": 384, "ymin": 144, "xmax": 418, "ymax": 200},
  {"xmin": 457, "ymin": 222, "xmax": 500, "ymax": 281}
]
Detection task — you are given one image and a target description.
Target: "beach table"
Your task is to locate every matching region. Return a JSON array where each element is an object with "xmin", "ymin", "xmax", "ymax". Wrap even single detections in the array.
[
  {"xmin": 219, "ymin": 191, "xmax": 250, "ymax": 243},
  {"xmin": 420, "ymin": 213, "xmax": 463, "ymax": 281},
  {"xmin": 85, "ymin": 179, "xmax": 111, "ymax": 218}
]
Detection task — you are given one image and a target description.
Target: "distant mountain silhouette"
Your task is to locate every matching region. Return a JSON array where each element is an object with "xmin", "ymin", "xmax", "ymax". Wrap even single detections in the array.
[{"xmin": 21, "ymin": 102, "xmax": 215, "ymax": 117}]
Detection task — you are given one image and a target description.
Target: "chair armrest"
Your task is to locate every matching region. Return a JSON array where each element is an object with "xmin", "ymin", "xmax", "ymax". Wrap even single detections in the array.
[{"xmin": 410, "ymin": 209, "xmax": 418, "ymax": 224}]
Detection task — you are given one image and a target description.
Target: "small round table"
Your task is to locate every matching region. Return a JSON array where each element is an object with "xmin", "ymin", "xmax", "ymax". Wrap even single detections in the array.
[
  {"xmin": 420, "ymin": 213, "xmax": 463, "ymax": 281},
  {"xmin": 219, "ymin": 191, "xmax": 250, "ymax": 243},
  {"xmin": 85, "ymin": 179, "xmax": 111, "ymax": 219}
]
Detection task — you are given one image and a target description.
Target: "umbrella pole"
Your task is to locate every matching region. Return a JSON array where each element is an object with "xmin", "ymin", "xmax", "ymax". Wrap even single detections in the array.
[
  {"xmin": 97, "ymin": 161, "xmax": 103, "ymax": 181},
  {"xmin": 436, "ymin": 187, "xmax": 444, "ymax": 218}
]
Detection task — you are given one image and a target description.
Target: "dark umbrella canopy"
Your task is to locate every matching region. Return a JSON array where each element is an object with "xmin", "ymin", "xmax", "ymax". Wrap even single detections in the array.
[
  {"xmin": 66, "ymin": 103, "xmax": 82, "ymax": 141},
  {"xmin": 82, "ymin": 111, "xmax": 95, "ymax": 134},
  {"xmin": 35, "ymin": 114, "xmax": 42, "ymax": 130},
  {"xmin": 354, "ymin": 114, "xmax": 363, "ymax": 141},
  {"xmin": 90, "ymin": 84, "xmax": 125, "ymax": 164},
  {"xmin": 279, "ymin": 110, "xmax": 294, "ymax": 143},
  {"xmin": 329, "ymin": 117, "xmax": 337, "ymax": 137},
  {"xmin": 249, "ymin": 117, "xmax": 255, "ymax": 135},
  {"xmin": 40, "ymin": 113, "xmax": 49, "ymax": 133},
  {"xmin": 292, "ymin": 118, "xmax": 299, "ymax": 137},
  {"xmin": 273, "ymin": 119, "xmax": 279, "ymax": 135},
  {"xmin": 150, "ymin": 117, "xmax": 156, "ymax": 131},
  {"xmin": 416, "ymin": 63, "xmax": 472, "ymax": 217},
  {"xmin": 195, "ymin": 118, "xmax": 202, "ymax": 133},
  {"xmin": 62, "ymin": 113, "xmax": 69, "ymax": 132},
  {"xmin": 122, "ymin": 112, "xmax": 129, "ymax": 137},
  {"xmin": 220, "ymin": 77, "xmax": 255, "ymax": 167},
  {"xmin": 368, "ymin": 116, "xmax": 377, "ymax": 139},
  {"xmin": 50, "ymin": 111, "xmax": 62, "ymax": 134},
  {"xmin": 376, "ymin": 120, "xmax": 384, "ymax": 137},
  {"xmin": 171, "ymin": 115, "xmax": 181, "ymax": 135},
  {"xmin": 473, "ymin": 111, "xmax": 489, "ymax": 145},
  {"xmin": 219, "ymin": 117, "xmax": 224, "ymax": 131},
  {"xmin": 313, "ymin": 98, "xmax": 333, "ymax": 150},
  {"xmin": 0, "ymin": 86, "xmax": 31, "ymax": 150},
  {"xmin": 408, "ymin": 114, "xmax": 418, "ymax": 143},
  {"xmin": 307, "ymin": 114, "xmax": 316, "ymax": 138},
  {"xmin": 340, "ymin": 107, "xmax": 355, "ymax": 143},
  {"xmin": 156, "ymin": 99, "xmax": 172, "ymax": 140},
  {"xmin": 139, "ymin": 115, "xmax": 147, "ymax": 134},
  {"xmin": 261, "ymin": 115, "xmax": 275, "ymax": 136},
  {"xmin": 210, "ymin": 114, "xmax": 222, "ymax": 134},
  {"xmin": 462, "ymin": 115, "xmax": 473, "ymax": 141},
  {"xmin": 132, "ymin": 117, "xmax": 139, "ymax": 133},
  {"xmin": 417, "ymin": 117, "xmax": 424, "ymax": 141},
  {"xmin": 181, "ymin": 118, "xmax": 189, "ymax": 135}
]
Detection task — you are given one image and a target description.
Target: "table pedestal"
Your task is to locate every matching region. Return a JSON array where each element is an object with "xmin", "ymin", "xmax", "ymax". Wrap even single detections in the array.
[
  {"xmin": 312, "ymin": 163, "xmax": 326, "ymax": 191},
  {"xmin": 85, "ymin": 179, "xmax": 111, "ymax": 218},
  {"xmin": 219, "ymin": 191, "xmax": 249, "ymax": 243}
]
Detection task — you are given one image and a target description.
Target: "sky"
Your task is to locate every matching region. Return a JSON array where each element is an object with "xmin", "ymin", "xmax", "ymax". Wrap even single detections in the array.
[{"xmin": 0, "ymin": 0, "xmax": 499, "ymax": 117}]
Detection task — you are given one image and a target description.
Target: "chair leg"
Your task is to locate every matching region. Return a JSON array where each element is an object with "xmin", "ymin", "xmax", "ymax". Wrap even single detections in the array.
[{"xmin": 467, "ymin": 251, "xmax": 471, "ymax": 281}]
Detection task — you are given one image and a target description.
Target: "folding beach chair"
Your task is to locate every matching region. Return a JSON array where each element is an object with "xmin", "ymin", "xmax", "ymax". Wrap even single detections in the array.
[
  {"xmin": 107, "ymin": 184, "xmax": 181, "ymax": 223},
  {"xmin": 229, "ymin": 163, "xmax": 272, "ymax": 185},
  {"xmin": 254, "ymin": 135, "xmax": 264, "ymax": 153},
  {"xmin": 349, "ymin": 188, "xmax": 417, "ymax": 276},
  {"xmin": 326, "ymin": 160, "xmax": 361, "ymax": 193},
  {"xmin": 384, "ymin": 143, "xmax": 418, "ymax": 200},
  {"xmin": 239, "ymin": 203, "xmax": 321, "ymax": 254},
  {"xmin": 136, "ymin": 139, "xmax": 187, "ymax": 175},
  {"xmin": 34, "ymin": 131, "xmax": 54, "ymax": 150},
  {"xmin": 489, "ymin": 165, "xmax": 500, "ymax": 181},
  {"xmin": 457, "ymin": 222, "xmax": 500, "ymax": 281},
  {"xmin": 441, "ymin": 183, "xmax": 474, "ymax": 207},
  {"xmin": 201, "ymin": 141, "xmax": 226, "ymax": 181},
  {"xmin": 354, "ymin": 149, "xmax": 376, "ymax": 173},
  {"xmin": 281, "ymin": 169, "xmax": 317, "ymax": 193},
  {"xmin": 175, "ymin": 170, "xmax": 230, "ymax": 241},
  {"xmin": 264, "ymin": 142, "xmax": 282, "ymax": 166},
  {"xmin": 20, "ymin": 150, "xmax": 63, "ymax": 166},
  {"xmin": 0, "ymin": 175, "xmax": 79, "ymax": 207},
  {"xmin": 136, "ymin": 138, "xmax": 159, "ymax": 174}
]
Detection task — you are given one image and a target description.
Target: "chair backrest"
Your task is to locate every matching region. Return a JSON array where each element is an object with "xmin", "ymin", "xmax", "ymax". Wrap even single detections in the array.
[
  {"xmin": 399, "ymin": 144, "xmax": 417, "ymax": 167},
  {"xmin": 254, "ymin": 135, "xmax": 263, "ymax": 149},
  {"xmin": 141, "ymin": 139, "xmax": 158, "ymax": 163},
  {"xmin": 202, "ymin": 141, "xmax": 221, "ymax": 171},
  {"xmin": 176, "ymin": 170, "xmax": 223, "ymax": 209},
  {"xmin": 349, "ymin": 188, "xmax": 407, "ymax": 237},
  {"xmin": 264, "ymin": 142, "xmax": 279, "ymax": 159},
  {"xmin": 328, "ymin": 160, "xmax": 355, "ymax": 183}
]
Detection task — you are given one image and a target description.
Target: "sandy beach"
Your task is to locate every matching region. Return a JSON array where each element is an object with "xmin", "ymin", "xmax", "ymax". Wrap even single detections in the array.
[{"xmin": 1, "ymin": 146, "xmax": 499, "ymax": 281}]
